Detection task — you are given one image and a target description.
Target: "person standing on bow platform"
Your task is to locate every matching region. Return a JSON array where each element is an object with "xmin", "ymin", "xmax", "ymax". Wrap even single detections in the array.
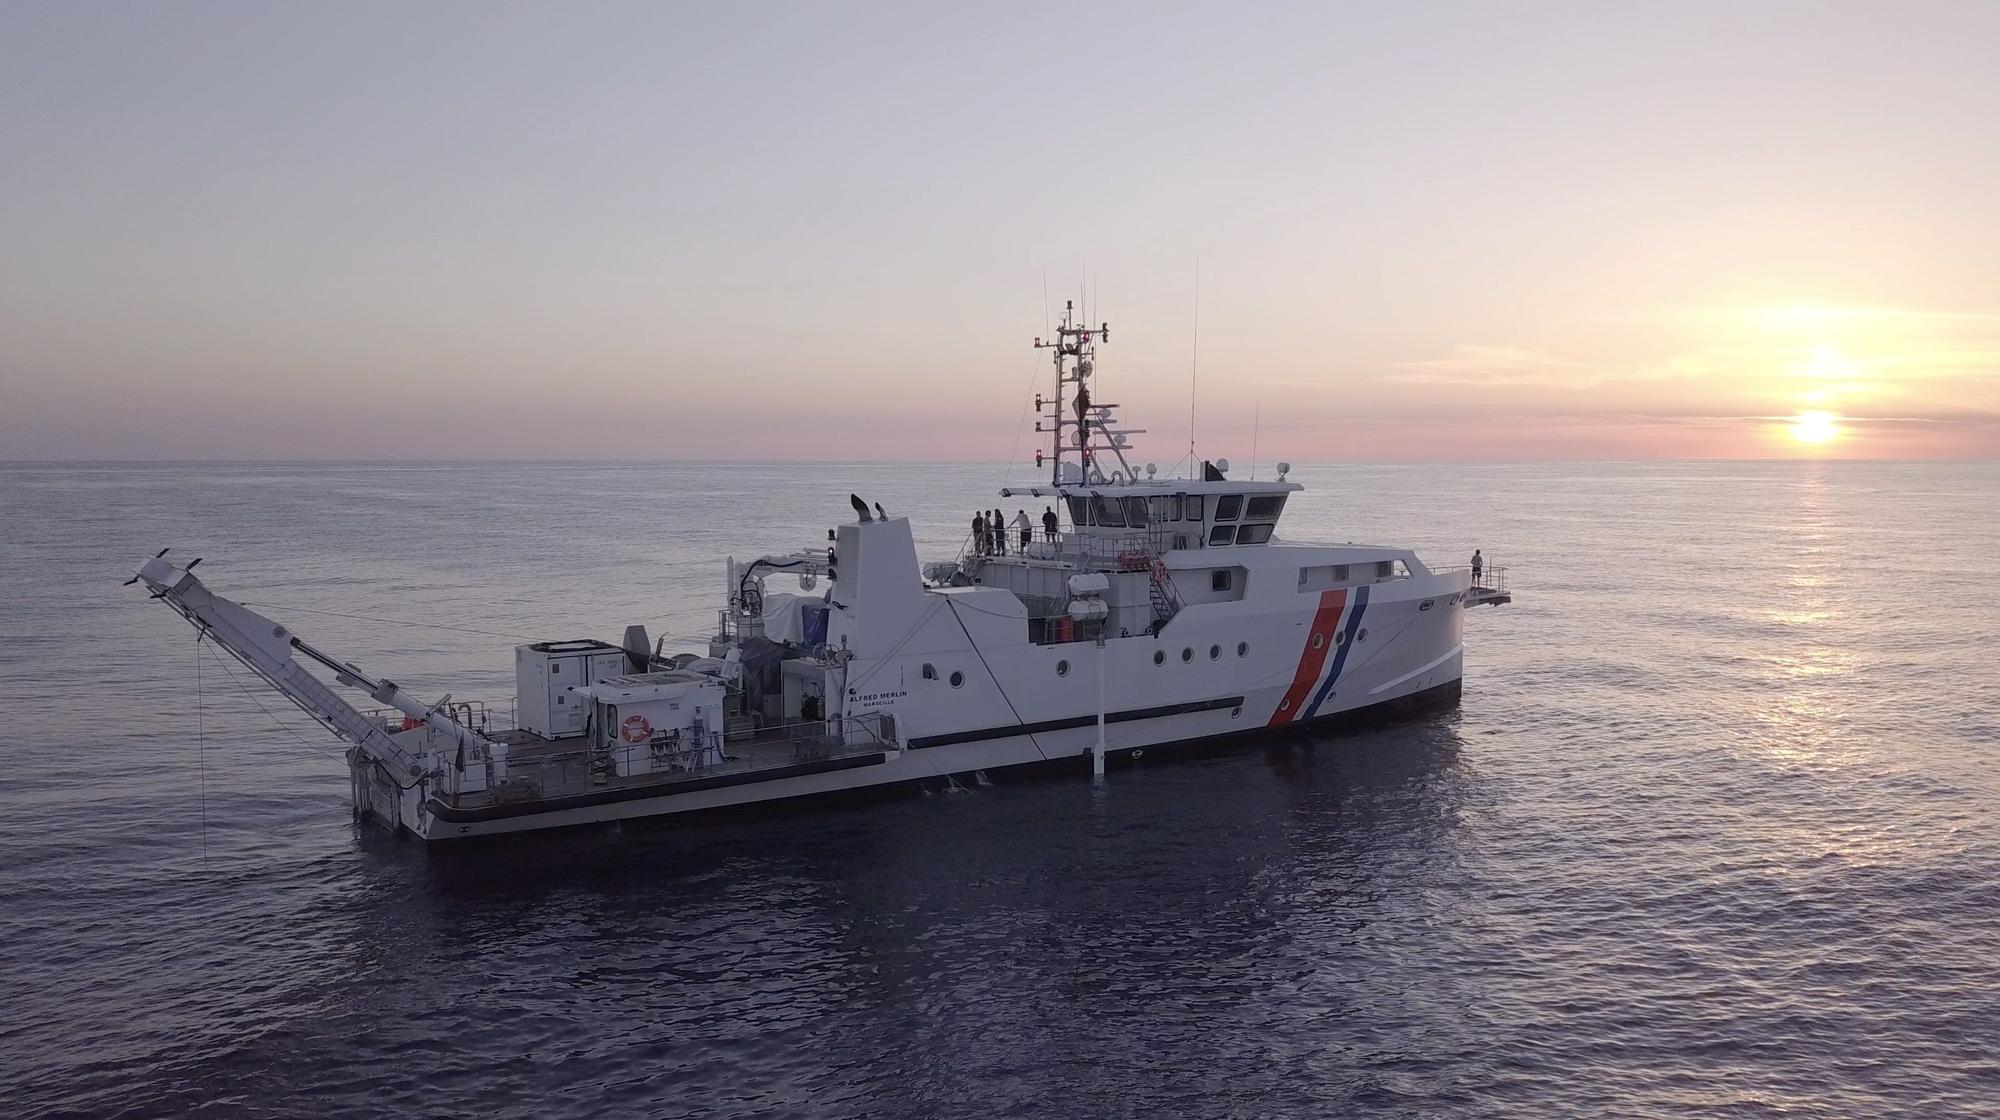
[
  {"xmin": 972, "ymin": 511, "xmax": 986, "ymax": 555},
  {"xmin": 992, "ymin": 508, "xmax": 1007, "ymax": 555},
  {"xmin": 1471, "ymin": 548, "xmax": 1483, "ymax": 587},
  {"xmin": 1013, "ymin": 508, "xmax": 1032, "ymax": 551},
  {"xmin": 1043, "ymin": 505, "xmax": 1059, "ymax": 542}
]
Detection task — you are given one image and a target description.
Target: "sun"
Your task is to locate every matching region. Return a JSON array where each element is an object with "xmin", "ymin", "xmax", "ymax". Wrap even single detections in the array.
[{"xmin": 1788, "ymin": 410, "xmax": 1842, "ymax": 445}]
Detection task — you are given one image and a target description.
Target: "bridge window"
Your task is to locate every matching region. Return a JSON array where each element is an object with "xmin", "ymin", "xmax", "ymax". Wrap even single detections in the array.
[
  {"xmin": 1150, "ymin": 494, "xmax": 1181, "ymax": 522},
  {"xmin": 1246, "ymin": 495, "xmax": 1286, "ymax": 519},
  {"xmin": 1122, "ymin": 497, "xmax": 1150, "ymax": 526},
  {"xmin": 1236, "ymin": 523, "xmax": 1273, "ymax": 545},
  {"xmin": 1182, "ymin": 495, "xmax": 1204, "ymax": 521},
  {"xmin": 1067, "ymin": 496, "xmax": 1089, "ymax": 526},
  {"xmin": 1215, "ymin": 494, "xmax": 1243, "ymax": 521},
  {"xmin": 1208, "ymin": 525, "xmax": 1234, "ymax": 546},
  {"xmin": 1091, "ymin": 495, "xmax": 1125, "ymax": 527}
]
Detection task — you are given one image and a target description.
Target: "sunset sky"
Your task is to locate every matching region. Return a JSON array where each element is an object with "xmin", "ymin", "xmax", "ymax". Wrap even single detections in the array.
[{"xmin": 3, "ymin": 2, "xmax": 1996, "ymax": 461}]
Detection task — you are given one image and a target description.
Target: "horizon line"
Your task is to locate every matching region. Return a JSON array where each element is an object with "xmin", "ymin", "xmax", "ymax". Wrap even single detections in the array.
[{"xmin": 4, "ymin": 456, "xmax": 1993, "ymax": 467}]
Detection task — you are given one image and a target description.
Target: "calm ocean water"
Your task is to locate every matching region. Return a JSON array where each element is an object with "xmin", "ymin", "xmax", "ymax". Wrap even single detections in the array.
[{"xmin": 1, "ymin": 460, "xmax": 1996, "ymax": 1118}]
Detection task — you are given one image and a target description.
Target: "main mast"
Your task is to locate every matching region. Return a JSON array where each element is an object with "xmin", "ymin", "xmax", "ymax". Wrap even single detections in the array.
[{"xmin": 1033, "ymin": 301, "xmax": 1144, "ymax": 487}]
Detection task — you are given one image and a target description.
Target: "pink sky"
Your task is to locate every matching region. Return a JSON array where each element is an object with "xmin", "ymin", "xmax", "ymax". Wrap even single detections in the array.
[{"xmin": 2, "ymin": 4, "xmax": 1996, "ymax": 461}]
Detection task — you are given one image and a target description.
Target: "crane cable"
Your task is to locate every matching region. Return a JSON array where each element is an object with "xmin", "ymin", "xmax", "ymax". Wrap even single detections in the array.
[{"xmin": 194, "ymin": 637, "xmax": 210, "ymax": 869}]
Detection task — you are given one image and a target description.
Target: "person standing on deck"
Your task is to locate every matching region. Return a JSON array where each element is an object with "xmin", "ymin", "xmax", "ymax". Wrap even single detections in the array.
[
  {"xmin": 1013, "ymin": 509, "xmax": 1032, "ymax": 551},
  {"xmin": 1043, "ymin": 505, "xmax": 1059, "ymax": 542},
  {"xmin": 972, "ymin": 511, "xmax": 986, "ymax": 555},
  {"xmin": 1471, "ymin": 549, "xmax": 1483, "ymax": 587},
  {"xmin": 991, "ymin": 508, "xmax": 1006, "ymax": 555}
]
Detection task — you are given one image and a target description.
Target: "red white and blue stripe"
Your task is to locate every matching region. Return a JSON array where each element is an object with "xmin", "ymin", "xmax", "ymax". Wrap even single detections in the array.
[{"xmin": 1266, "ymin": 584, "xmax": 1369, "ymax": 726}]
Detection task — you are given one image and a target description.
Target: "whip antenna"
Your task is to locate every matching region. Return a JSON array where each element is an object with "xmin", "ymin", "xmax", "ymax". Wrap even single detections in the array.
[
  {"xmin": 1251, "ymin": 401, "xmax": 1260, "ymax": 480},
  {"xmin": 1188, "ymin": 260, "xmax": 1200, "ymax": 477}
]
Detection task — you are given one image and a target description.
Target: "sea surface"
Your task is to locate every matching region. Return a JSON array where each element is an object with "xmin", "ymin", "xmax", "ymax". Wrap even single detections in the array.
[{"xmin": 1, "ymin": 460, "xmax": 1996, "ymax": 1119}]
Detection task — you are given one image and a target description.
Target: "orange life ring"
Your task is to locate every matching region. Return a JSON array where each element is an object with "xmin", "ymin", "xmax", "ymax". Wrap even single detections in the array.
[{"xmin": 620, "ymin": 714, "xmax": 653, "ymax": 744}]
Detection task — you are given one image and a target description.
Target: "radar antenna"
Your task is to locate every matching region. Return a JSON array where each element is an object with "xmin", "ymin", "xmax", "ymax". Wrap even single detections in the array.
[{"xmin": 1031, "ymin": 301, "xmax": 1145, "ymax": 487}]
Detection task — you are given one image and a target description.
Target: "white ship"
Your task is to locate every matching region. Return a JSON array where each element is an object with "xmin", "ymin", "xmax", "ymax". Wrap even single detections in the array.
[{"xmin": 133, "ymin": 305, "xmax": 1511, "ymax": 842}]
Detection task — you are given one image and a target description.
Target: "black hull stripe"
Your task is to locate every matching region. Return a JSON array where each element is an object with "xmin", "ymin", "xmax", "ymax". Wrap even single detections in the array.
[
  {"xmin": 426, "ymin": 751, "xmax": 888, "ymax": 824},
  {"xmin": 906, "ymin": 695, "xmax": 1246, "ymax": 750},
  {"xmin": 408, "ymin": 680, "xmax": 1463, "ymax": 842}
]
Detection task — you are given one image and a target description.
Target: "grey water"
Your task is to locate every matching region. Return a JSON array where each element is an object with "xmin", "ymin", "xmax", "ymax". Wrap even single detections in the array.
[{"xmin": 1, "ymin": 460, "xmax": 1996, "ymax": 1119}]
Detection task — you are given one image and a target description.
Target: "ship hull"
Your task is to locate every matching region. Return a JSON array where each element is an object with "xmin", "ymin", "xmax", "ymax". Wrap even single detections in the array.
[{"xmin": 391, "ymin": 650, "xmax": 1465, "ymax": 841}]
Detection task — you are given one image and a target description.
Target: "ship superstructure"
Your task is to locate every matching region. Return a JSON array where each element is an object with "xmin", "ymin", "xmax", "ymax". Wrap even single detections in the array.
[{"xmin": 133, "ymin": 308, "xmax": 1509, "ymax": 841}]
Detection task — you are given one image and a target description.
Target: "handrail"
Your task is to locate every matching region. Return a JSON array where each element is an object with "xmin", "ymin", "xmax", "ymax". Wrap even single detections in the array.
[
  {"xmin": 432, "ymin": 709, "xmax": 898, "ymax": 809},
  {"xmin": 1438, "ymin": 563, "xmax": 1510, "ymax": 595}
]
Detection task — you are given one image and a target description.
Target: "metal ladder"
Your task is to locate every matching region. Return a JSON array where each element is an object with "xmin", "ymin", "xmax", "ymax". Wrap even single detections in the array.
[{"xmin": 1147, "ymin": 558, "xmax": 1183, "ymax": 626}]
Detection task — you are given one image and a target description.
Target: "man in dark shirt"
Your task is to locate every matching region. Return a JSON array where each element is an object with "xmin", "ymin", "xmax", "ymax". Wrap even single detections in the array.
[{"xmin": 1042, "ymin": 505, "xmax": 1060, "ymax": 542}]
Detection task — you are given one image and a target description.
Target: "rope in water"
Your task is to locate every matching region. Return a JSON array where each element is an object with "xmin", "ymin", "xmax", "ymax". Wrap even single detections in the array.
[{"xmin": 194, "ymin": 638, "xmax": 209, "ymax": 869}]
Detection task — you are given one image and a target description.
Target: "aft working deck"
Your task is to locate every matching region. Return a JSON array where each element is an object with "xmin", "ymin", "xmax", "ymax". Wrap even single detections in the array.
[{"xmin": 404, "ymin": 712, "xmax": 899, "ymax": 821}]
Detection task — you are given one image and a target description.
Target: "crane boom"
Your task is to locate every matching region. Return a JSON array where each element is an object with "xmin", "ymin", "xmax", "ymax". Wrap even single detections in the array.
[{"xmin": 132, "ymin": 552, "xmax": 508, "ymax": 792}]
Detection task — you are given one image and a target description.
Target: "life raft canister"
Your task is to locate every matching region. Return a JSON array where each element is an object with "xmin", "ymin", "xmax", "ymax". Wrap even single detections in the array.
[{"xmin": 620, "ymin": 714, "xmax": 653, "ymax": 744}]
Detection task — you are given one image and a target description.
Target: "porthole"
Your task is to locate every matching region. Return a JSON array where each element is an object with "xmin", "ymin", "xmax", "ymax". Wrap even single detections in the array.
[
  {"xmin": 1208, "ymin": 644, "xmax": 1220, "ymax": 660},
  {"xmin": 1236, "ymin": 641, "xmax": 1248, "ymax": 657},
  {"xmin": 1181, "ymin": 647, "xmax": 1193, "ymax": 662},
  {"xmin": 1311, "ymin": 633, "xmax": 1325, "ymax": 651},
  {"xmin": 921, "ymin": 663, "xmax": 937, "ymax": 680},
  {"xmin": 1230, "ymin": 705, "xmax": 1242, "ymax": 719},
  {"xmin": 1154, "ymin": 650, "xmax": 1165, "ymax": 665},
  {"xmin": 949, "ymin": 670, "xmax": 965, "ymax": 688},
  {"xmin": 1336, "ymin": 630, "xmax": 1347, "ymax": 645},
  {"xmin": 1357, "ymin": 628, "xmax": 1368, "ymax": 642},
  {"xmin": 1056, "ymin": 659, "xmax": 1070, "ymax": 677}
]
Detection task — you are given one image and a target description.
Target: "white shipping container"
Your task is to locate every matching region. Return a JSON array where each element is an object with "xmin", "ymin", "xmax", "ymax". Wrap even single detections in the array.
[{"xmin": 516, "ymin": 640, "xmax": 629, "ymax": 738}]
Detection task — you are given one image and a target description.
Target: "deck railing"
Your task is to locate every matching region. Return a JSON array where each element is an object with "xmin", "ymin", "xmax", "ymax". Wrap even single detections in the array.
[
  {"xmin": 1437, "ymin": 562, "xmax": 1509, "ymax": 597},
  {"xmin": 431, "ymin": 709, "xmax": 900, "ymax": 810},
  {"xmin": 362, "ymin": 697, "xmax": 515, "ymax": 736},
  {"xmin": 962, "ymin": 526, "xmax": 1178, "ymax": 570}
]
